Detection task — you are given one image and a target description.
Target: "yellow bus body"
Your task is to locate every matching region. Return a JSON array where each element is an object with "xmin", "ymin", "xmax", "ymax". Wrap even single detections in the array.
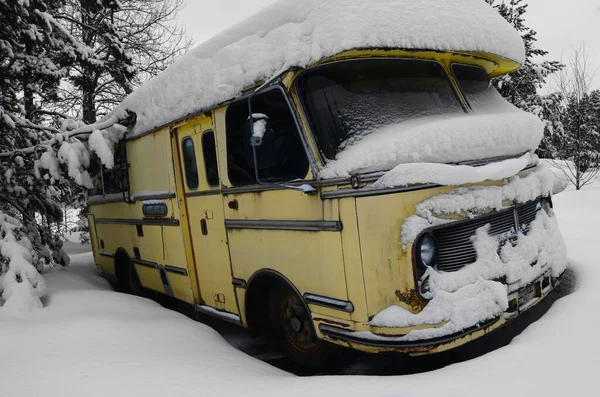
[{"xmin": 88, "ymin": 49, "xmax": 555, "ymax": 355}]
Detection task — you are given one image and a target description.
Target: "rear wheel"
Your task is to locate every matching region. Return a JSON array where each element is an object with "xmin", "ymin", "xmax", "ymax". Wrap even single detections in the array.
[{"xmin": 269, "ymin": 284, "xmax": 331, "ymax": 368}]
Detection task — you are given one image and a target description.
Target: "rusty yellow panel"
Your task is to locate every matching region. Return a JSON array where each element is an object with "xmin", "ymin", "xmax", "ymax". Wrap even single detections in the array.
[
  {"xmin": 227, "ymin": 229, "xmax": 350, "ymax": 320},
  {"xmin": 168, "ymin": 273, "xmax": 194, "ymax": 304},
  {"xmin": 162, "ymin": 226, "xmax": 190, "ymax": 270},
  {"xmin": 136, "ymin": 225, "xmax": 164, "ymax": 266},
  {"xmin": 134, "ymin": 265, "xmax": 164, "ymax": 292},
  {"xmin": 356, "ymin": 187, "xmax": 458, "ymax": 317},
  {"xmin": 127, "ymin": 127, "xmax": 176, "ymax": 195},
  {"xmin": 95, "ymin": 223, "xmax": 137, "ymax": 257},
  {"xmin": 338, "ymin": 197, "xmax": 368, "ymax": 323},
  {"xmin": 353, "ymin": 167, "xmax": 540, "ymax": 319},
  {"xmin": 187, "ymin": 194, "xmax": 238, "ymax": 314},
  {"xmin": 223, "ymin": 190, "xmax": 327, "ymax": 221}
]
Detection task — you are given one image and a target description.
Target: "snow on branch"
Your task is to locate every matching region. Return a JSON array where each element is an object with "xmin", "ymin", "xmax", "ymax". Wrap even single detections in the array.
[{"xmin": 0, "ymin": 213, "xmax": 46, "ymax": 315}]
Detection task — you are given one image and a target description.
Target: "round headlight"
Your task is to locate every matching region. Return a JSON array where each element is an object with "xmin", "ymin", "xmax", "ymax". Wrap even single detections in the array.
[{"xmin": 417, "ymin": 235, "xmax": 438, "ymax": 270}]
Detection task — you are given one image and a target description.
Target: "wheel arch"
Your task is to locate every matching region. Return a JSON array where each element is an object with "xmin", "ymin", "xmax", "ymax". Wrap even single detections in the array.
[{"xmin": 244, "ymin": 269, "xmax": 311, "ymax": 334}]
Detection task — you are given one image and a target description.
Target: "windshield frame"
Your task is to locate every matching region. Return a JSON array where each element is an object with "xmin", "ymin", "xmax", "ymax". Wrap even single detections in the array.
[
  {"xmin": 450, "ymin": 63, "xmax": 493, "ymax": 111},
  {"xmin": 294, "ymin": 57, "xmax": 468, "ymax": 166}
]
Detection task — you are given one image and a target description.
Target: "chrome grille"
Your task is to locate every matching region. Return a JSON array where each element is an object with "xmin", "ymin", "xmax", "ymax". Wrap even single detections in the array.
[{"xmin": 431, "ymin": 198, "xmax": 542, "ymax": 272}]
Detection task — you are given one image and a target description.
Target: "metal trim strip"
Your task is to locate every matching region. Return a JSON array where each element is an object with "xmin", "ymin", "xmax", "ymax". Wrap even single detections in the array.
[
  {"xmin": 304, "ymin": 293, "xmax": 354, "ymax": 313},
  {"xmin": 232, "ymin": 278, "xmax": 247, "ymax": 288},
  {"xmin": 163, "ymin": 265, "xmax": 188, "ymax": 276},
  {"xmin": 133, "ymin": 192, "xmax": 176, "ymax": 201},
  {"xmin": 98, "ymin": 251, "xmax": 114, "ymax": 258},
  {"xmin": 185, "ymin": 190, "xmax": 222, "ymax": 198},
  {"xmin": 132, "ymin": 259, "xmax": 159, "ymax": 269},
  {"xmin": 320, "ymin": 317, "xmax": 499, "ymax": 348},
  {"xmin": 87, "ymin": 193, "xmax": 125, "ymax": 205},
  {"xmin": 196, "ymin": 305, "xmax": 242, "ymax": 326},
  {"xmin": 95, "ymin": 218, "xmax": 180, "ymax": 227},
  {"xmin": 225, "ymin": 219, "xmax": 342, "ymax": 232},
  {"xmin": 322, "ymin": 183, "xmax": 439, "ymax": 200}
]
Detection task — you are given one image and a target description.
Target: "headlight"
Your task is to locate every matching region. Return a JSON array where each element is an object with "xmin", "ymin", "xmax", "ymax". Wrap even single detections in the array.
[{"xmin": 416, "ymin": 234, "xmax": 438, "ymax": 270}]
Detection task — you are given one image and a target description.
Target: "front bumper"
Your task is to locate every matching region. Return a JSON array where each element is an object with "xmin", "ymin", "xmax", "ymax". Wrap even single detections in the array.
[{"xmin": 319, "ymin": 271, "xmax": 564, "ymax": 355}]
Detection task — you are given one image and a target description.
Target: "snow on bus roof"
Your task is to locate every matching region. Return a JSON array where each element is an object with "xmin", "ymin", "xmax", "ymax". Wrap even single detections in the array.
[{"xmin": 117, "ymin": 0, "xmax": 525, "ymax": 138}]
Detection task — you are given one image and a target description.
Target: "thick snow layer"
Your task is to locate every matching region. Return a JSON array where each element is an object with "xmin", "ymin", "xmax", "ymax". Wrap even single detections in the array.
[
  {"xmin": 370, "ymin": 279, "xmax": 508, "ymax": 340},
  {"xmin": 373, "ymin": 153, "xmax": 536, "ymax": 189},
  {"xmin": 0, "ymin": 182, "xmax": 596, "ymax": 397},
  {"xmin": 320, "ymin": 108, "xmax": 544, "ymax": 178},
  {"xmin": 115, "ymin": 0, "xmax": 525, "ymax": 137},
  {"xmin": 400, "ymin": 164, "xmax": 555, "ymax": 244}
]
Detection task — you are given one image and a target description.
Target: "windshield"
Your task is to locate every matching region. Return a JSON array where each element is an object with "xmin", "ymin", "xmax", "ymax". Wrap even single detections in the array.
[{"xmin": 297, "ymin": 59, "xmax": 465, "ymax": 160}]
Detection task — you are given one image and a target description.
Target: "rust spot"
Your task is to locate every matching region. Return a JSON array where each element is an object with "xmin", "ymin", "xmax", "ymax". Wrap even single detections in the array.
[
  {"xmin": 395, "ymin": 289, "xmax": 426, "ymax": 312},
  {"xmin": 313, "ymin": 317, "xmax": 351, "ymax": 328}
]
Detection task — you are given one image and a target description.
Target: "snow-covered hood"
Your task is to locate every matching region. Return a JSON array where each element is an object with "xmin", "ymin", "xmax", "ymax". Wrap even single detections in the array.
[
  {"xmin": 320, "ymin": 108, "xmax": 544, "ymax": 179},
  {"xmin": 115, "ymin": 0, "xmax": 525, "ymax": 138}
]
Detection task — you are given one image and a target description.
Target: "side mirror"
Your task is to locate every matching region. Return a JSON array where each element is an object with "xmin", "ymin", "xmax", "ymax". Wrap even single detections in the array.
[{"xmin": 244, "ymin": 114, "xmax": 274, "ymax": 169}]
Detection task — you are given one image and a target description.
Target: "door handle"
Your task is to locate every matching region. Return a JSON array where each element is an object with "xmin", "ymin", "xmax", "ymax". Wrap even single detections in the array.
[{"xmin": 201, "ymin": 219, "xmax": 208, "ymax": 235}]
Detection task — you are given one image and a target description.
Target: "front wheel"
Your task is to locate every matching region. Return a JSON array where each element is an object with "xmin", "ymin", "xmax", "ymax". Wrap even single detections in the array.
[{"xmin": 269, "ymin": 284, "xmax": 333, "ymax": 368}]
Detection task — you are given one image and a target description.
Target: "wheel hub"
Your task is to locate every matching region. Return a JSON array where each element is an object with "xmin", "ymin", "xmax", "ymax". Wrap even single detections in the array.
[
  {"xmin": 280, "ymin": 293, "xmax": 318, "ymax": 351},
  {"xmin": 290, "ymin": 316, "xmax": 303, "ymax": 333}
]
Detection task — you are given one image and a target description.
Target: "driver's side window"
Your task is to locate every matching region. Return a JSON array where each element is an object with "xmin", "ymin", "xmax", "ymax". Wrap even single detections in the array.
[{"xmin": 225, "ymin": 89, "xmax": 309, "ymax": 186}]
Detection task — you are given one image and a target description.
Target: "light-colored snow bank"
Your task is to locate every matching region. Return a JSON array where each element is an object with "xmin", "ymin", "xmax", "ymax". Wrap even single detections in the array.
[
  {"xmin": 1, "ymin": 183, "xmax": 597, "ymax": 397},
  {"xmin": 373, "ymin": 152, "xmax": 536, "ymax": 189},
  {"xmin": 116, "ymin": 0, "xmax": 524, "ymax": 137},
  {"xmin": 373, "ymin": 164, "xmax": 567, "ymax": 337},
  {"xmin": 321, "ymin": 108, "xmax": 543, "ymax": 178}
]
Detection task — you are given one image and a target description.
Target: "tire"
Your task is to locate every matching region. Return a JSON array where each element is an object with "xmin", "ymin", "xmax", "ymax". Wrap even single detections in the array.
[{"xmin": 269, "ymin": 284, "xmax": 333, "ymax": 369}]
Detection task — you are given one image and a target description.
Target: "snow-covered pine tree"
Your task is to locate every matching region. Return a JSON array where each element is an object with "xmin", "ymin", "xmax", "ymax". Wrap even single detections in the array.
[
  {"xmin": 0, "ymin": 0, "xmax": 190, "ymax": 313},
  {"xmin": 533, "ymin": 92, "xmax": 566, "ymax": 159},
  {"xmin": 559, "ymin": 90, "xmax": 600, "ymax": 189},
  {"xmin": 541, "ymin": 47, "xmax": 600, "ymax": 190},
  {"xmin": 0, "ymin": 0, "xmax": 77, "ymax": 312},
  {"xmin": 485, "ymin": 0, "xmax": 563, "ymax": 109}
]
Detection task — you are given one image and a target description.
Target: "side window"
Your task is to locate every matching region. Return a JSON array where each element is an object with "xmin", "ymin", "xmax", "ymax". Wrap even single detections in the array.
[
  {"xmin": 225, "ymin": 89, "xmax": 309, "ymax": 186},
  {"xmin": 202, "ymin": 131, "xmax": 220, "ymax": 187},
  {"xmin": 103, "ymin": 141, "xmax": 129, "ymax": 195},
  {"xmin": 182, "ymin": 137, "xmax": 199, "ymax": 189}
]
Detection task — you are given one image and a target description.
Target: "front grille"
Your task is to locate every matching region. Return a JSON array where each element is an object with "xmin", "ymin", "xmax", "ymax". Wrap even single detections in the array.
[{"xmin": 431, "ymin": 198, "xmax": 542, "ymax": 272}]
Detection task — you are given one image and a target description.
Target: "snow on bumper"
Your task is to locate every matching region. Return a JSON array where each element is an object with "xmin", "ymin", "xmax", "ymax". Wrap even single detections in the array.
[
  {"xmin": 321, "ymin": 165, "xmax": 567, "ymax": 353},
  {"xmin": 320, "ymin": 209, "xmax": 566, "ymax": 354}
]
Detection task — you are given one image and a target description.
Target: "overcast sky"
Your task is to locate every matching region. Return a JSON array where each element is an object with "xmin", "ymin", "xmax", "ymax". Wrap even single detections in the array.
[{"xmin": 179, "ymin": 0, "xmax": 600, "ymax": 90}]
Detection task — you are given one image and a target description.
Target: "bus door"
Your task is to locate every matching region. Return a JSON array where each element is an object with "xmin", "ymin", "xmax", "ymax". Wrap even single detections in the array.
[{"xmin": 176, "ymin": 116, "xmax": 237, "ymax": 314}]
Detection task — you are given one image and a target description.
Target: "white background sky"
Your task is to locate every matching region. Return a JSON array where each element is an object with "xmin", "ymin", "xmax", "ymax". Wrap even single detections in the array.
[{"xmin": 179, "ymin": 0, "xmax": 600, "ymax": 91}]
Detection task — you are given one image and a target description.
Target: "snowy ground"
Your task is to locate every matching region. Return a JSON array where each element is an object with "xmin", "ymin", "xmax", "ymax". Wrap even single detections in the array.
[{"xmin": 1, "ymin": 179, "xmax": 596, "ymax": 396}]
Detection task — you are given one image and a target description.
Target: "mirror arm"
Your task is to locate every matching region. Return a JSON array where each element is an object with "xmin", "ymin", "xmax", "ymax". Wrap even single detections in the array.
[{"xmin": 247, "ymin": 95, "xmax": 316, "ymax": 195}]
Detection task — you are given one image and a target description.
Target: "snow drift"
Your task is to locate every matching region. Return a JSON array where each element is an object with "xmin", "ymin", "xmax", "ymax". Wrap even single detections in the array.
[{"xmin": 114, "ymin": 0, "xmax": 525, "ymax": 137}]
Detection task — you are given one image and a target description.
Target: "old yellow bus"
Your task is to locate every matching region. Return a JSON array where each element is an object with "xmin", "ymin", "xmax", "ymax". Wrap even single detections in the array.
[{"xmin": 87, "ymin": 0, "xmax": 567, "ymax": 367}]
